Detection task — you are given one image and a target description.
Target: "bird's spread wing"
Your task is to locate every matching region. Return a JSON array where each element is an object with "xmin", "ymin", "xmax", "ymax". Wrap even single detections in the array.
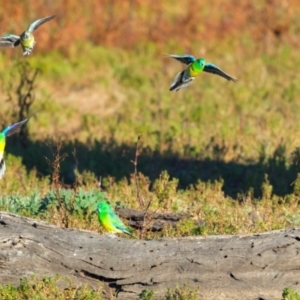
[
  {"xmin": 4, "ymin": 119, "xmax": 28, "ymax": 137},
  {"xmin": 164, "ymin": 53, "xmax": 196, "ymax": 65},
  {"xmin": 170, "ymin": 70, "xmax": 183, "ymax": 89},
  {"xmin": 0, "ymin": 34, "xmax": 20, "ymax": 47},
  {"xmin": 0, "ymin": 34, "xmax": 20, "ymax": 42},
  {"xmin": 27, "ymin": 15, "xmax": 56, "ymax": 33},
  {"xmin": 170, "ymin": 70, "xmax": 185, "ymax": 91},
  {"xmin": 203, "ymin": 63, "xmax": 237, "ymax": 82},
  {"xmin": 0, "ymin": 40, "xmax": 16, "ymax": 48},
  {"xmin": 170, "ymin": 69, "xmax": 194, "ymax": 92}
]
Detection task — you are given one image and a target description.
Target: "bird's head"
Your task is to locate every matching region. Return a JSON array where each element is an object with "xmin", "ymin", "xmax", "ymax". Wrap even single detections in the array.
[
  {"xmin": 97, "ymin": 201, "xmax": 110, "ymax": 213},
  {"xmin": 195, "ymin": 58, "xmax": 206, "ymax": 69},
  {"xmin": 23, "ymin": 31, "xmax": 30, "ymax": 39}
]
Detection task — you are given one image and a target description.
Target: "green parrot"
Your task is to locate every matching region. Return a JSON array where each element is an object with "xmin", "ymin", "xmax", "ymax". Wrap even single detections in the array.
[
  {"xmin": 97, "ymin": 201, "xmax": 134, "ymax": 237},
  {"xmin": 165, "ymin": 53, "xmax": 237, "ymax": 92},
  {"xmin": 0, "ymin": 15, "xmax": 55, "ymax": 55},
  {"xmin": 0, "ymin": 119, "xmax": 28, "ymax": 179}
]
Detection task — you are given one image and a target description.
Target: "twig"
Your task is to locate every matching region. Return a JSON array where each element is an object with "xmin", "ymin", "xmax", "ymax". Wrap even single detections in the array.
[
  {"xmin": 130, "ymin": 135, "xmax": 144, "ymax": 208},
  {"xmin": 45, "ymin": 141, "xmax": 69, "ymax": 227},
  {"xmin": 130, "ymin": 135, "xmax": 156, "ymax": 239}
]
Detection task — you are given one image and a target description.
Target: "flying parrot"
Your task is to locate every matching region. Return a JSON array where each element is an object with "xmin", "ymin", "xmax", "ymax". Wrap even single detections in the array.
[
  {"xmin": 0, "ymin": 119, "xmax": 28, "ymax": 179},
  {"xmin": 165, "ymin": 53, "xmax": 237, "ymax": 92},
  {"xmin": 0, "ymin": 15, "xmax": 55, "ymax": 56},
  {"xmin": 97, "ymin": 201, "xmax": 134, "ymax": 237}
]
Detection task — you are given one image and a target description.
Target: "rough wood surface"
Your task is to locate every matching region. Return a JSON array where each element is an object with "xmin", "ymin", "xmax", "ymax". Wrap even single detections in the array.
[{"xmin": 0, "ymin": 212, "xmax": 300, "ymax": 299}]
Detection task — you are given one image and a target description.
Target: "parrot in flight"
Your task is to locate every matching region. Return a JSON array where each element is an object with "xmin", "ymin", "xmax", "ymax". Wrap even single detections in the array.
[
  {"xmin": 0, "ymin": 119, "xmax": 28, "ymax": 179},
  {"xmin": 0, "ymin": 15, "xmax": 55, "ymax": 55},
  {"xmin": 165, "ymin": 53, "xmax": 237, "ymax": 92}
]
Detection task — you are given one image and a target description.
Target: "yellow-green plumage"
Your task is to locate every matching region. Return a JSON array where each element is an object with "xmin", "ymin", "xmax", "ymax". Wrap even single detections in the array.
[
  {"xmin": 97, "ymin": 202, "xmax": 133, "ymax": 236},
  {"xmin": 0, "ymin": 135, "xmax": 6, "ymax": 152},
  {"xmin": 0, "ymin": 119, "xmax": 28, "ymax": 179},
  {"xmin": 20, "ymin": 32, "xmax": 35, "ymax": 55},
  {"xmin": 188, "ymin": 61, "xmax": 204, "ymax": 77},
  {"xmin": 100, "ymin": 218, "xmax": 124, "ymax": 233}
]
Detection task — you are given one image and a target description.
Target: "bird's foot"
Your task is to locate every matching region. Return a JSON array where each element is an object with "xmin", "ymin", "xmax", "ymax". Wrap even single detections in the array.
[{"xmin": 23, "ymin": 48, "xmax": 33, "ymax": 56}]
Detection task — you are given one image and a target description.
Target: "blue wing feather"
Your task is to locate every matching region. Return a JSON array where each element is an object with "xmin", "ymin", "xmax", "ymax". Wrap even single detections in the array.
[
  {"xmin": 3, "ymin": 119, "xmax": 28, "ymax": 137},
  {"xmin": 164, "ymin": 53, "xmax": 196, "ymax": 65},
  {"xmin": 203, "ymin": 63, "xmax": 237, "ymax": 82},
  {"xmin": 204, "ymin": 63, "xmax": 218, "ymax": 69}
]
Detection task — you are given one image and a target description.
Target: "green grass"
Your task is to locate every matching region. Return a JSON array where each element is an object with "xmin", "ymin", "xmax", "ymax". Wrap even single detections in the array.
[
  {"xmin": 163, "ymin": 285, "xmax": 199, "ymax": 300},
  {"xmin": 0, "ymin": 275, "xmax": 103, "ymax": 300},
  {"xmin": 0, "ymin": 275, "xmax": 201, "ymax": 300},
  {"xmin": 1, "ymin": 273, "xmax": 298, "ymax": 300},
  {"xmin": 2, "ymin": 43, "xmax": 300, "ymax": 198},
  {"xmin": 282, "ymin": 287, "xmax": 300, "ymax": 300},
  {"xmin": 0, "ymin": 167, "xmax": 299, "ymax": 237}
]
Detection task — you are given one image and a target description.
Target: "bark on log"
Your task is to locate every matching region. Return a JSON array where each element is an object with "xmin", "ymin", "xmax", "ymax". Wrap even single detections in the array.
[{"xmin": 0, "ymin": 212, "xmax": 300, "ymax": 300}]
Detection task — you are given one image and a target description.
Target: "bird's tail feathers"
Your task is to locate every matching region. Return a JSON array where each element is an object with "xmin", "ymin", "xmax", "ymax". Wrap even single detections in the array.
[
  {"xmin": 117, "ymin": 225, "xmax": 137, "ymax": 238},
  {"xmin": 126, "ymin": 231, "xmax": 138, "ymax": 239}
]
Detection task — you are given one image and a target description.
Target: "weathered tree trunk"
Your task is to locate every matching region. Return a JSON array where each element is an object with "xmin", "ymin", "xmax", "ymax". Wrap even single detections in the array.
[{"xmin": 0, "ymin": 212, "xmax": 299, "ymax": 299}]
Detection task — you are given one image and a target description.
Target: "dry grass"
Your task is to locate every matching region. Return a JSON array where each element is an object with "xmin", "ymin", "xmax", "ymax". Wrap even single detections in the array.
[{"xmin": 0, "ymin": 1, "xmax": 299, "ymax": 53}]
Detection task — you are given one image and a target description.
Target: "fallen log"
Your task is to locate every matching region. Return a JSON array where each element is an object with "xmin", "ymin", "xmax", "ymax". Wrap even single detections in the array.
[
  {"xmin": 0, "ymin": 212, "xmax": 299, "ymax": 299},
  {"xmin": 116, "ymin": 207, "xmax": 194, "ymax": 231}
]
